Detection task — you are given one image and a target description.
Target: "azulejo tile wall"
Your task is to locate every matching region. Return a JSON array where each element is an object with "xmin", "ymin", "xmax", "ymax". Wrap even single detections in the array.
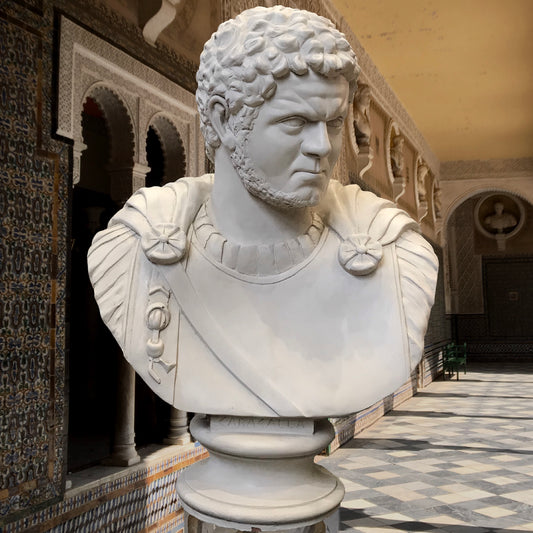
[
  {"xmin": 4, "ymin": 444, "xmax": 208, "ymax": 533},
  {"xmin": 0, "ymin": 0, "xmax": 70, "ymax": 522},
  {"xmin": 1, "ymin": 0, "xmax": 206, "ymax": 526}
]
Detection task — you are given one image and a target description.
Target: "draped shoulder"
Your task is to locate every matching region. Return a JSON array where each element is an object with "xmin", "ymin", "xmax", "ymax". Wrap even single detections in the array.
[
  {"xmin": 87, "ymin": 175, "xmax": 213, "ymax": 349},
  {"xmin": 319, "ymin": 180, "xmax": 438, "ymax": 367}
]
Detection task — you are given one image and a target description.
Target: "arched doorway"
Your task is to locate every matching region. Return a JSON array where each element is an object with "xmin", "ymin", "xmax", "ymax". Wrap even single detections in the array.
[
  {"xmin": 446, "ymin": 190, "xmax": 533, "ymax": 361},
  {"xmin": 68, "ymin": 94, "xmax": 126, "ymax": 471},
  {"xmin": 58, "ymin": 17, "xmax": 205, "ymax": 473},
  {"xmin": 145, "ymin": 115, "xmax": 187, "ymax": 187}
]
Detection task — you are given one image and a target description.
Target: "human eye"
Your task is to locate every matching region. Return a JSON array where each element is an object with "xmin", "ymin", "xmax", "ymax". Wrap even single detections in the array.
[
  {"xmin": 278, "ymin": 116, "xmax": 307, "ymax": 131},
  {"xmin": 327, "ymin": 116, "xmax": 345, "ymax": 130}
]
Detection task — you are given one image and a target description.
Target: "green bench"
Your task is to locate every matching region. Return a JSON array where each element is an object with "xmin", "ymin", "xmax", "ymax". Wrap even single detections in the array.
[{"xmin": 442, "ymin": 342, "xmax": 467, "ymax": 380}]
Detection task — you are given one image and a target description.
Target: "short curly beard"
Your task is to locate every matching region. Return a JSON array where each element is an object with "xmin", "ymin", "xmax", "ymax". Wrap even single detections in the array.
[{"xmin": 230, "ymin": 134, "xmax": 321, "ymax": 210}]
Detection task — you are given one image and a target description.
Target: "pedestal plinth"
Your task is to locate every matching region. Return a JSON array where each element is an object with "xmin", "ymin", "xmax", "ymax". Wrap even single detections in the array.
[{"xmin": 177, "ymin": 415, "xmax": 344, "ymax": 531}]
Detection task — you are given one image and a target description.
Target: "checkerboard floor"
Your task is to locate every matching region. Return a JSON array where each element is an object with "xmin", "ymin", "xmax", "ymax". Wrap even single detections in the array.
[{"xmin": 319, "ymin": 363, "xmax": 533, "ymax": 532}]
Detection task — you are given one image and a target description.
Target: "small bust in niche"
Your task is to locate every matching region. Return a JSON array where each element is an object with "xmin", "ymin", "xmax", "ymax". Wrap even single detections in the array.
[
  {"xmin": 353, "ymin": 84, "xmax": 371, "ymax": 147},
  {"xmin": 416, "ymin": 161, "xmax": 429, "ymax": 203},
  {"xmin": 433, "ymin": 181, "xmax": 442, "ymax": 219},
  {"xmin": 390, "ymin": 134, "xmax": 405, "ymax": 178},
  {"xmin": 484, "ymin": 202, "xmax": 518, "ymax": 234}
]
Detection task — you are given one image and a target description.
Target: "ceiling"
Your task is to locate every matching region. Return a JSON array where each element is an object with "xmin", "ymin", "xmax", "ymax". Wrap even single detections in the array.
[{"xmin": 331, "ymin": 0, "xmax": 533, "ymax": 162}]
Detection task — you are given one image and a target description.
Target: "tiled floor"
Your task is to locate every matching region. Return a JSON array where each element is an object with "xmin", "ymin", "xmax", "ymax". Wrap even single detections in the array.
[{"xmin": 319, "ymin": 363, "xmax": 533, "ymax": 532}]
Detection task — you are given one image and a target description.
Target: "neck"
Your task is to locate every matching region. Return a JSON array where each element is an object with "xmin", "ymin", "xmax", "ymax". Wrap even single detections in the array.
[{"xmin": 210, "ymin": 147, "xmax": 313, "ymax": 246}]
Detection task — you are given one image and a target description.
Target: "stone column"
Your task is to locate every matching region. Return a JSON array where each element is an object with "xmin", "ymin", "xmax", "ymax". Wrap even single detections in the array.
[
  {"xmin": 132, "ymin": 162, "xmax": 150, "ymax": 193},
  {"xmin": 72, "ymin": 139, "xmax": 87, "ymax": 186},
  {"xmin": 108, "ymin": 163, "xmax": 149, "ymax": 204},
  {"xmin": 105, "ymin": 356, "xmax": 140, "ymax": 466},
  {"xmin": 164, "ymin": 407, "xmax": 191, "ymax": 445}
]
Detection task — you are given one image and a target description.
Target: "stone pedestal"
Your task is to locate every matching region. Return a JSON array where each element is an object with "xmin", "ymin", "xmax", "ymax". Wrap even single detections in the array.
[{"xmin": 177, "ymin": 415, "xmax": 344, "ymax": 531}]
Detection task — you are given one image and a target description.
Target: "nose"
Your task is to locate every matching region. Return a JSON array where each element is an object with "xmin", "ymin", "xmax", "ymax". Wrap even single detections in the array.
[{"xmin": 301, "ymin": 122, "xmax": 331, "ymax": 158}]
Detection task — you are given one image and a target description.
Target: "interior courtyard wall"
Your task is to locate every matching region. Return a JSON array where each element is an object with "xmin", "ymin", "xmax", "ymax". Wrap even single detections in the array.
[
  {"xmin": 445, "ymin": 186, "xmax": 533, "ymax": 361},
  {"xmin": 1, "ymin": 0, "xmax": 71, "ymax": 522},
  {"xmin": 0, "ymin": 0, "xmax": 208, "ymax": 527}
]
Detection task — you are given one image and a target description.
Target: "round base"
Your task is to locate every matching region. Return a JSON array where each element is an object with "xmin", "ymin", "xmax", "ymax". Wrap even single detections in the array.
[{"xmin": 177, "ymin": 415, "xmax": 344, "ymax": 529}]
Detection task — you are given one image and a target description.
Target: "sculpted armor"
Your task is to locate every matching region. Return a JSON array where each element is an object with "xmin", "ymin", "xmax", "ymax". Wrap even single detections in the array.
[{"xmin": 88, "ymin": 175, "xmax": 437, "ymax": 417}]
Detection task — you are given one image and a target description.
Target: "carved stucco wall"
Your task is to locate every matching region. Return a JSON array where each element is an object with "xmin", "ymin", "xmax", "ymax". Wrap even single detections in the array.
[
  {"xmin": 1, "ymin": 0, "xmax": 205, "ymax": 526},
  {"xmin": 57, "ymin": 16, "xmax": 205, "ymax": 188}
]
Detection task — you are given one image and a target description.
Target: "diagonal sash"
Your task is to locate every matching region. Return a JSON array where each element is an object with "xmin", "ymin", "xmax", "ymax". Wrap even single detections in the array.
[{"xmin": 158, "ymin": 261, "xmax": 303, "ymax": 417}]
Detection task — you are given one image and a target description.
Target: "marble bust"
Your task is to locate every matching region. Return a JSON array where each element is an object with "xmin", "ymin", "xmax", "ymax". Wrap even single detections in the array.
[
  {"xmin": 484, "ymin": 201, "xmax": 518, "ymax": 233},
  {"xmin": 88, "ymin": 6, "xmax": 438, "ymax": 419}
]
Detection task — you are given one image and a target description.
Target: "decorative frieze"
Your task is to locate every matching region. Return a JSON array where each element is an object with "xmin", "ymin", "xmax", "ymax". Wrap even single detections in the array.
[
  {"xmin": 441, "ymin": 158, "xmax": 533, "ymax": 180},
  {"xmin": 57, "ymin": 16, "xmax": 204, "ymax": 182}
]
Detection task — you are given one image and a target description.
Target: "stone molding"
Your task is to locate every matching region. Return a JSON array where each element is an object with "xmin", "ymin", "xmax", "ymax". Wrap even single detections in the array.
[
  {"xmin": 439, "ymin": 159, "xmax": 533, "ymax": 233},
  {"xmin": 57, "ymin": 16, "xmax": 204, "ymax": 182},
  {"xmin": 441, "ymin": 158, "xmax": 533, "ymax": 180}
]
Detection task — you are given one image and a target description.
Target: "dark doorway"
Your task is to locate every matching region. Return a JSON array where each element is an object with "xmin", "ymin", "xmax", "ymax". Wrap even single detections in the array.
[
  {"xmin": 68, "ymin": 97, "xmax": 119, "ymax": 472},
  {"xmin": 484, "ymin": 258, "xmax": 533, "ymax": 338}
]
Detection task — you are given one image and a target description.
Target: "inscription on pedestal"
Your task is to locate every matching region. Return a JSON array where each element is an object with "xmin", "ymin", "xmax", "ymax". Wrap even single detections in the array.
[{"xmin": 210, "ymin": 416, "xmax": 315, "ymax": 435}]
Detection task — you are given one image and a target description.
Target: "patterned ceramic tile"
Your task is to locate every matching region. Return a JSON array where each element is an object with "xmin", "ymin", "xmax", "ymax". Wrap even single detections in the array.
[{"xmin": 321, "ymin": 364, "xmax": 533, "ymax": 532}]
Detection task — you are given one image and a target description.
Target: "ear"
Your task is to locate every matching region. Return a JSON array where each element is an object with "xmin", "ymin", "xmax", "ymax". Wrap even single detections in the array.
[{"xmin": 207, "ymin": 96, "xmax": 236, "ymax": 151}]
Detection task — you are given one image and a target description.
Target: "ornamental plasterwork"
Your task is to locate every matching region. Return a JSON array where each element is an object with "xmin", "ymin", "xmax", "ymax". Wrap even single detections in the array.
[
  {"xmin": 415, "ymin": 157, "xmax": 429, "ymax": 222},
  {"xmin": 221, "ymin": 0, "xmax": 267, "ymax": 19},
  {"xmin": 347, "ymin": 84, "xmax": 374, "ymax": 181},
  {"xmin": 57, "ymin": 16, "xmax": 204, "ymax": 185},
  {"xmin": 148, "ymin": 114, "xmax": 187, "ymax": 183},
  {"xmin": 432, "ymin": 177, "xmax": 443, "ymax": 234},
  {"xmin": 385, "ymin": 121, "xmax": 406, "ymax": 203}
]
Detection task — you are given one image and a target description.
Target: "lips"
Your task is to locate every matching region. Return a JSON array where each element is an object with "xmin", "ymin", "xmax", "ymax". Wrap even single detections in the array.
[{"xmin": 293, "ymin": 168, "xmax": 327, "ymax": 176}]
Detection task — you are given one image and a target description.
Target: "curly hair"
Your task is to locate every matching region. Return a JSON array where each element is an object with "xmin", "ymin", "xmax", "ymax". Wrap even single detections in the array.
[{"xmin": 196, "ymin": 5, "xmax": 360, "ymax": 162}]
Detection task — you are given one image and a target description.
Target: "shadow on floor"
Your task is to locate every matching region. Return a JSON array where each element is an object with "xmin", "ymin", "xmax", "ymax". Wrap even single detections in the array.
[
  {"xmin": 385, "ymin": 410, "xmax": 533, "ymax": 421},
  {"xmin": 416, "ymin": 392, "xmax": 533, "ymax": 401},
  {"xmin": 340, "ymin": 506, "xmax": 526, "ymax": 532},
  {"xmin": 341, "ymin": 437, "xmax": 533, "ymax": 456}
]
